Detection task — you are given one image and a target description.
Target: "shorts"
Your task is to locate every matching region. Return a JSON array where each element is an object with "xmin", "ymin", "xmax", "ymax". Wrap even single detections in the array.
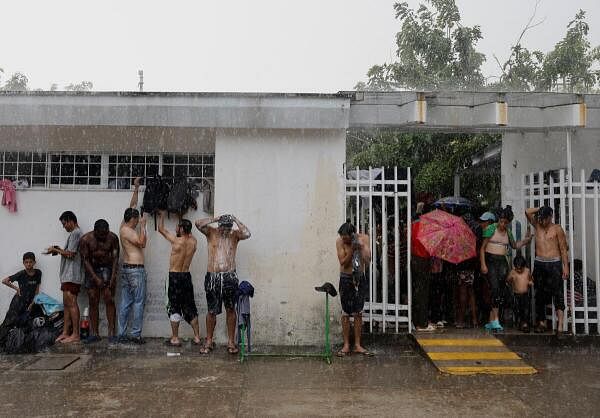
[
  {"xmin": 339, "ymin": 272, "xmax": 367, "ymax": 316},
  {"xmin": 205, "ymin": 271, "xmax": 239, "ymax": 315},
  {"xmin": 514, "ymin": 292, "xmax": 531, "ymax": 325},
  {"xmin": 85, "ymin": 266, "xmax": 112, "ymax": 289},
  {"xmin": 534, "ymin": 260, "xmax": 565, "ymax": 320},
  {"xmin": 61, "ymin": 282, "xmax": 81, "ymax": 295},
  {"xmin": 166, "ymin": 272, "xmax": 198, "ymax": 323}
]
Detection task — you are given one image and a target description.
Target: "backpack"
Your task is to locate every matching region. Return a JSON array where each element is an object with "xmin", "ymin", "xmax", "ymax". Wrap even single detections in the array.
[
  {"xmin": 142, "ymin": 176, "xmax": 170, "ymax": 215},
  {"xmin": 167, "ymin": 178, "xmax": 200, "ymax": 216},
  {"xmin": 142, "ymin": 176, "xmax": 171, "ymax": 229}
]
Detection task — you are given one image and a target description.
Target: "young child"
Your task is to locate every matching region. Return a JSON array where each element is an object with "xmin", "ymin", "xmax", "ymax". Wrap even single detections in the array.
[
  {"xmin": 1, "ymin": 252, "xmax": 42, "ymax": 328},
  {"xmin": 507, "ymin": 255, "xmax": 533, "ymax": 332}
]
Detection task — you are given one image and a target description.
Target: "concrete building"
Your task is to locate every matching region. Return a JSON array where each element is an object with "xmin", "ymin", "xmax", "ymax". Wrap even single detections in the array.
[{"xmin": 0, "ymin": 91, "xmax": 598, "ymax": 340}]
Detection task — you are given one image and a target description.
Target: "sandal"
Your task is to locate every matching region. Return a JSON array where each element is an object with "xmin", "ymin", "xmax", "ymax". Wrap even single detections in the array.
[
  {"xmin": 336, "ymin": 349, "xmax": 351, "ymax": 357},
  {"xmin": 164, "ymin": 339, "xmax": 182, "ymax": 347},
  {"xmin": 353, "ymin": 349, "xmax": 374, "ymax": 357},
  {"xmin": 199, "ymin": 344, "xmax": 213, "ymax": 354},
  {"xmin": 191, "ymin": 339, "xmax": 202, "ymax": 346},
  {"xmin": 227, "ymin": 346, "xmax": 239, "ymax": 355}
]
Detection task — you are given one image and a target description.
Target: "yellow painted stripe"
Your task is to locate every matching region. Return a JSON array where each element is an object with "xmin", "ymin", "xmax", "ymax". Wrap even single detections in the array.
[
  {"xmin": 439, "ymin": 366, "xmax": 537, "ymax": 375},
  {"xmin": 428, "ymin": 352, "xmax": 520, "ymax": 361},
  {"xmin": 417, "ymin": 339, "xmax": 504, "ymax": 347}
]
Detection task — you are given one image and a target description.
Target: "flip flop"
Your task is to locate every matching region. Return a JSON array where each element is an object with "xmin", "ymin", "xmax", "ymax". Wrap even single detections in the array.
[
  {"xmin": 191, "ymin": 339, "xmax": 202, "ymax": 346},
  {"xmin": 164, "ymin": 340, "xmax": 182, "ymax": 347},
  {"xmin": 199, "ymin": 344, "xmax": 213, "ymax": 354},
  {"xmin": 353, "ymin": 350, "xmax": 374, "ymax": 357},
  {"xmin": 336, "ymin": 349, "xmax": 351, "ymax": 357},
  {"xmin": 227, "ymin": 346, "xmax": 239, "ymax": 355}
]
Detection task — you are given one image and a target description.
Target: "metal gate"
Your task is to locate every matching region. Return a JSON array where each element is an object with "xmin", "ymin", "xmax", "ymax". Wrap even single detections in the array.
[
  {"xmin": 522, "ymin": 169, "xmax": 600, "ymax": 335},
  {"xmin": 345, "ymin": 166, "xmax": 412, "ymax": 333}
]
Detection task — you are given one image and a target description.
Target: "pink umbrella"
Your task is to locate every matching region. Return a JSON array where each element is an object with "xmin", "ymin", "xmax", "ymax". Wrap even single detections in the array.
[{"xmin": 416, "ymin": 209, "xmax": 476, "ymax": 264}]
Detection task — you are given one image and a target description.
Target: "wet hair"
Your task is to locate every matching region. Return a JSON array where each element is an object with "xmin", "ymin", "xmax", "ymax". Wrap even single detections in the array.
[
  {"xmin": 179, "ymin": 219, "xmax": 192, "ymax": 234},
  {"xmin": 513, "ymin": 255, "xmax": 527, "ymax": 269},
  {"xmin": 94, "ymin": 219, "xmax": 109, "ymax": 232},
  {"xmin": 338, "ymin": 219, "xmax": 356, "ymax": 236},
  {"xmin": 218, "ymin": 214, "xmax": 234, "ymax": 228},
  {"xmin": 538, "ymin": 205, "xmax": 553, "ymax": 220},
  {"xmin": 59, "ymin": 211, "xmax": 77, "ymax": 224},
  {"xmin": 123, "ymin": 208, "xmax": 140, "ymax": 223},
  {"xmin": 22, "ymin": 252, "xmax": 35, "ymax": 262},
  {"xmin": 498, "ymin": 205, "xmax": 514, "ymax": 222},
  {"xmin": 574, "ymin": 258, "xmax": 583, "ymax": 272}
]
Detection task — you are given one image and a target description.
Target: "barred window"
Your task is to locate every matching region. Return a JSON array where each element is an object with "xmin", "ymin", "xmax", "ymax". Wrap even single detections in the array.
[
  {"xmin": 49, "ymin": 154, "xmax": 102, "ymax": 187},
  {"xmin": 0, "ymin": 151, "xmax": 48, "ymax": 187},
  {"xmin": 108, "ymin": 154, "xmax": 160, "ymax": 190},
  {"xmin": 0, "ymin": 151, "xmax": 214, "ymax": 190},
  {"xmin": 162, "ymin": 154, "xmax": 214, "ymax": 182}
]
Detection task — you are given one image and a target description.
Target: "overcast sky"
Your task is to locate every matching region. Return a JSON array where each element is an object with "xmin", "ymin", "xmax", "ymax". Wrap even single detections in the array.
[{"xmin": 1, "ymin": 0, "xmax": 599, "ymax": 92}]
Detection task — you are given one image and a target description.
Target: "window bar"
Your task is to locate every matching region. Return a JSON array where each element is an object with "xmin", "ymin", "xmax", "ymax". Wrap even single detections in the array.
[
  {"xmin": 368, "ymin": 166, "xmax": 374, "ymax": 334},
  {"xmin": 594, "ymin": 181, "xmax": 600, "ymax": 331},
  {"xmin": 381, "ymin": 166, "xmax": 387, "ymax": 332},
  {"xmin": 580, "ymin": 169, "xmax": 589, "ymax": 334},
  {"xmin": 394, "ymin": 166, "xmax": 399, "ymax": 333},
  {"xmin": 406, "ymin": 167, "xmax": 412, "ymax": 333}
]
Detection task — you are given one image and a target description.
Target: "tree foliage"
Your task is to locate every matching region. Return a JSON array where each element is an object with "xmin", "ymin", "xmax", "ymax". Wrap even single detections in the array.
[
  {"xmin": 1, "ymin": 72, "xmax": 29, "ymax": 91},
  {"xmin": 357, "ymin": 0, "xmax": 485, "ymax": 90},
  {"xmin": 348, "ymin": 131, "xmax": 499, "ymax": 204},
  {"xmin": 64, "ymin": 81, "xmax": 94, "ymax": 92}
]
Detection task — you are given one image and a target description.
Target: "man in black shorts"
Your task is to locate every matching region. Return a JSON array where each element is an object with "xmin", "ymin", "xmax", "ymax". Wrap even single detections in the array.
[
  {"xmin": 195, "ymin": 214, "xmax": 251, "ymax": 354},
  {"xmin": 158, "ymin": 212, "xmax": 201, "ymax": 347},
  {"xmin": 335, "ymin": 219, "xmax": 373, "ymax": 357},
  {"xmin": 526, "ymin": 206, "xmax": 569, "ymax": 335}
]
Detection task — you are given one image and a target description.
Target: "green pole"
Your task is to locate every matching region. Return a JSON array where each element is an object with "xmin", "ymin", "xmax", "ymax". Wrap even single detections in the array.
[{"xmin": 325, "ymin": 294, "xmax": 331, "ymax": 364}]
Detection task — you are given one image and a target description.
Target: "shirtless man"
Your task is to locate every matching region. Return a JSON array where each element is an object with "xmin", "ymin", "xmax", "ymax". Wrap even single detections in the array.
[
  {"xmin": 195, "ymin": 214, "xmax": 251, "ymax": 354},
  {"xmin": 79, "ymin": 219, "xmax": 120, "ymax": 343},
  {"xmin": 117, "ymin": 177, "xmax": 148, "ymax": 344},
  {"xmin": 526, "ymin": 205, "xmax": 569, "ymax": 335},
  {"xmin": 158, "ymin": 211, "xmax": 201, "ymax": 347},
  {"xmin": 336, "ymin": 219, "xmax": 373, "ymax": 357}
]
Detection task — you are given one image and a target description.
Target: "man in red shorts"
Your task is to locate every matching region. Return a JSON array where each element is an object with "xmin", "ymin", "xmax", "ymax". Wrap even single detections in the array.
[{"xmin": 47, "ymin": 211, "xmax": 85, "ymax": 344}]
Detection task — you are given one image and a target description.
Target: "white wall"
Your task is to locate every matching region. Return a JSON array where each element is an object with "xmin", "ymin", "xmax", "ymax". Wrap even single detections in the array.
[
  {"xmin": 0, "ymin": 190, "xmax": 209, "ymax": 338},
  {"xmin": 214, "ymin": 129, "xmax": 346, "ymax": 345},
  {"xmin": 501, "ymin": 129, "xmax": 600, "ymax": 275}
]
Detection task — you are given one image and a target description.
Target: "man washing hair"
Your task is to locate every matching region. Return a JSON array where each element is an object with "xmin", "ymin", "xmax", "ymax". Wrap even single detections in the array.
[{"xmin": 195, "ymin": 214, "xmax": 251, "ymax": 354}]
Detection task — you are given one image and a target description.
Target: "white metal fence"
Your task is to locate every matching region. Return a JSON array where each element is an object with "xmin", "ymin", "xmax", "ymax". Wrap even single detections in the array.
[
  {"xmin": 522, "ymin": 169, "xmax": 600, "ymax": 334},
  {"xmin": 345, "ymin": 166, "xmax": 412, "ymax": 333}
]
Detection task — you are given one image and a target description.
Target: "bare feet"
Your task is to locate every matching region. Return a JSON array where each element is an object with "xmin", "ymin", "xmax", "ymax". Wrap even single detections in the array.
[
  {"xmin": 60, "ymin": 336, "xmax": 81, "ymax": 344},
  {"xmin": 55, "ymin": 334, "xmax": 69, "ymax": 343}
]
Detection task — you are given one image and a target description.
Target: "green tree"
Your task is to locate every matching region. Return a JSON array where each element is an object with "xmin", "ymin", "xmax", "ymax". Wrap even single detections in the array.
[
  {"xmin": 538, "ymin": 10, "xmax": 600, "ymax": 92},
  {"xmin": 1, "ymin": 72, "xmax": 29, "ymax": 91},
  {"xmin": 348, "ymin": 131, "xmax": 499, "ymax": 203},
  {"xmin": 357, "ymin": 0, "xmax": 485, "ymax": 91},
  {"xmin": 64, "ymin": 81, "xmax": 93, "ymax": 91}
]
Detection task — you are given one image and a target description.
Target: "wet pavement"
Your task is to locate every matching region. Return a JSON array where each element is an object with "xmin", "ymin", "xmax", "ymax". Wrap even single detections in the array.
[{"xmin": 0, "ymin": 335, "xmax": 599, "ymax": 417}]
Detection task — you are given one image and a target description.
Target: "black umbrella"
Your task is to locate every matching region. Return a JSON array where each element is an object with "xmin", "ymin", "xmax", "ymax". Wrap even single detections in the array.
[{"xmin": 433, "ymin": 196, "xmax": 475, "ymax": 210}]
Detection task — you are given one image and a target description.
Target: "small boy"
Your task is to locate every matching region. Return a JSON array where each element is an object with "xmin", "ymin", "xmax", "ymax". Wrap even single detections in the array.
[
  {"xmin": 507, "ymin": 255, "xmax": 533, "ymax": 332},
  {"xmin": 1, "ymin": 252, "xmax": 42, "ymax": 328}
]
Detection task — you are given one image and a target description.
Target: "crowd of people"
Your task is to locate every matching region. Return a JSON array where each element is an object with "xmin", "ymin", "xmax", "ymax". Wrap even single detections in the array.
[
  {"xmin": 0, "ymin": 181, "xmax": 585, "ymax": 357},
  {"xmin": 1, "ymin": 177, "xmax": 251, "ymax": 354},
  {"xmin": 409, "ymin": 203, "xmax": 572, "ymax": 336}
]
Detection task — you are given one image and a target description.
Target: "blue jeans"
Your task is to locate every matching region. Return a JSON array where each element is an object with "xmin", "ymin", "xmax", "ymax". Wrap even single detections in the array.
[{"xmin": 117, "ymin": 267, "xmax": 147, "ymax": 338}]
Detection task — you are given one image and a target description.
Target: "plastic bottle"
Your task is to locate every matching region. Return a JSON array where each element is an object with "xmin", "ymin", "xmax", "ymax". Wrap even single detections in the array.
[{"xmin": 80, "ymin": 307, "xmax": 90, "ymax": 340}]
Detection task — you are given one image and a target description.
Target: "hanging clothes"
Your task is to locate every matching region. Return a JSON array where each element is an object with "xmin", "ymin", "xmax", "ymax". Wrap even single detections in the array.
[
  {"xmin": 236, "ymin": 280, "xmax": 254, "ymax": 352},
  {"xmin": 0, "ymin": 180, "xmax": 17, "ymax": 213}
]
